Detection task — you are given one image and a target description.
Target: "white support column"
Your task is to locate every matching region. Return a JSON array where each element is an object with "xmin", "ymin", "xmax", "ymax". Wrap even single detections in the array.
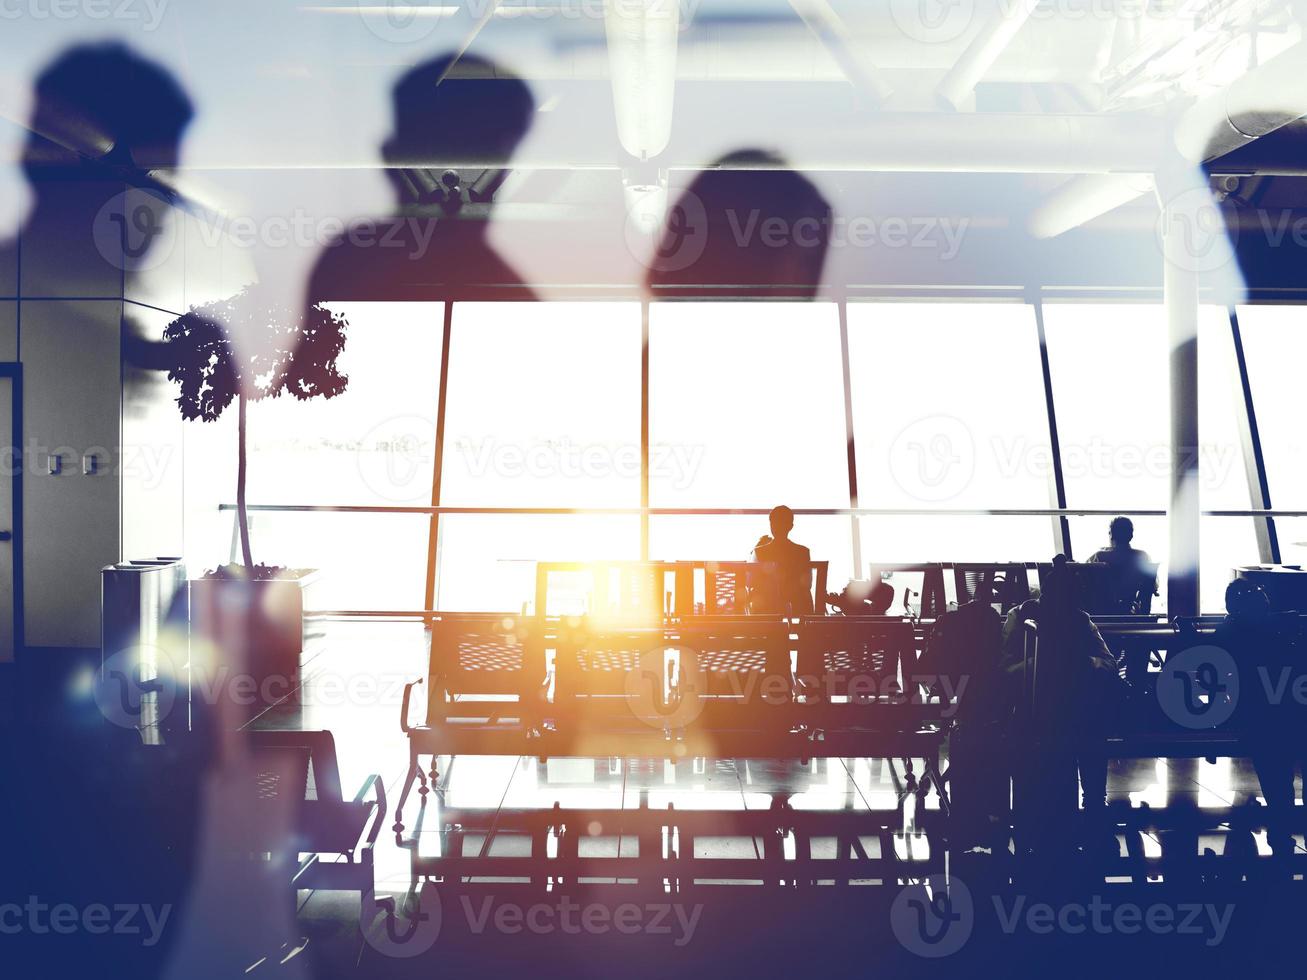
[{"xmin": 1161, "ymin": 193, "xmax": 1201, "ymax": 616}]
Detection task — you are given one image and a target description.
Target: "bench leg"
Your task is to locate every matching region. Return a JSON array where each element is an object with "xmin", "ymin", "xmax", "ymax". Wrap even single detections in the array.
[{"xmin": 394, "ymin": 744, "xmax": 425, "ymax": 835}]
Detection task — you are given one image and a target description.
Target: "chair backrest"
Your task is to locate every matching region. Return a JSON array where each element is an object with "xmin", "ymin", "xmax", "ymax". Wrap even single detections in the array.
[
  {"xmin": 248, "ymin": 729, "xmax": 343, "ymax": 804},
  {"xmin": 797, "ymin": 616, "xmax": 916, "ymax": 698},
  {"xmin": 554, "ymin": 623, "xmax": 666, "ymax": 700},
  {"xmin": 869, "ymin": 564, "xmax": 947, "ymax": 619},
  {"xmin": 677, "ymin": 617, "xmax": 791, "ymax": 698},
  {"xmin": 534, "ymin": 562, "xmax": 692, "ymax": 621},
  {"xmin": 430, "ymin": 614, "xmax": 541, "ymax": 708},
  {"xmin": 952, "ymin": 563, "xmax": 1033, "ymax": 612},
  {"xmin": 702, "ymin": 561, "xmax": 828, "ymax": 616}
]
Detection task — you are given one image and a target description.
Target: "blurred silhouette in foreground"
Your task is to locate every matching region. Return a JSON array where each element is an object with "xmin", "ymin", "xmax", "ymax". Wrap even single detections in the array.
[
  {"xmin": 306, "ymin": 53, "xmax": 536, "ymax": 304},
  {"xmin": 644, "ymin": 149, "xmax": 832, "ymax": 298},
  {"xmin": 1215, "ymin": 578, "xmax": 1307, "ymax": 858},
  {"xmin": 921, "ymin": 581, "xmax": 1009, "ymax": 849},
  {"xmin": 1016, "ymin": 556, "xmax": 1126, "ymax": 859},
  {"xmin": 0, "ymin": 44, "xmax": 205, "ymax": 979}
]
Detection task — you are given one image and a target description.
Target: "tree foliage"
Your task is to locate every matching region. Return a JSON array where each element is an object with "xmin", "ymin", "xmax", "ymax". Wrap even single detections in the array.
[{"xmin": 163, "ymin": 284, "xmax": 348, "ymax": 421}]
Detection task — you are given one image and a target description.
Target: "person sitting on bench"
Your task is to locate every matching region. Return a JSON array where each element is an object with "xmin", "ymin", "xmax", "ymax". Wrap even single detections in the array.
[
  {"xmin": 1089, "ymin": 516, "xmax": 1157, "ymax": 614},
  {"xmin": 750, "ymin": 505, "xmax": 814, "ymax": 615}
]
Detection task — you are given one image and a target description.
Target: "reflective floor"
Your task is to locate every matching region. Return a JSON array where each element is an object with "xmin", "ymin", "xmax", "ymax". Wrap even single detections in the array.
[{"xmin": 251, "ymin": 620, "xmax": 1306, "ymax": 907}]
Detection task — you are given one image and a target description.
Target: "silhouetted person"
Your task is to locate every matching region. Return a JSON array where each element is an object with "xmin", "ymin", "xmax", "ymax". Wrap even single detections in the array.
[
  {"xmin": 826, "ymin": 578, "xmax": 894, "ymax": 616},
  {"xmin": 750, "ymin": 505, "xmax": 814, "ymax": 615},
  {"xmin": 1090, "ymin": 516, "xmax": 1157, "ymax": 614},
  {"xmin": 1018, "ymin": 556, "xmax": 1123, "ymax": 857},
  {"xmin": 645, "ymin": 149, "xmax": 832, "ymax": 297},
  {"xmin": 1214, "ymin": 579, "xmax": 1306, "ymax": 858},
  {"xmin": 305, "ymin": 53, "xmax": 536, "ymax": 304},
  {"xmin": 0, "ymin": 43, "xmax": 194, "ymax": 371},
  {"xmin": 0, "ymin": 45, "xmax": 203, "ymax": 977},
  {"xmin": 867, "ymin": 580, "xmax": 895, "ymax": 615},
  {"xmin": 921, "ymin": 582, "xmax": 1009, "ymax": 848}
]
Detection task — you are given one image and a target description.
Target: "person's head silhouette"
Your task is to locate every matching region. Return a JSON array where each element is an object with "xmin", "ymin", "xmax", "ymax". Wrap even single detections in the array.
[
  {"xmin": 381, "ymin": 53, "xmax": 534, "ymax": 205},
  {"xmin": 23, "ymin": 42, "xmax": 193, "ymax": 181},
  {"xmin": 1108, "ymin": 516, "xmax": 1134, "ymax": 548},
  {"xmin": 646, "ymin": 149, "xmax": 832, "ymax": 297},
  {"xmin": 769, "ymin": 504, "xmax": 795, "ymax": 541},
  {"xmin": 1225, "ymin": 579, "xmax": 1271, "ymax": 621}
]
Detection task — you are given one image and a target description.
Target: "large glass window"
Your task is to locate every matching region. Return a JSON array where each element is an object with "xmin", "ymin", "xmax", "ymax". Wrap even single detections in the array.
[
  {"xmin": 181, "ymin": 302, "xmax": 441, "ymax": 607},
  {"xmin": 1237, "ymin": 305, "xmax": 1307, "ymax": 584},
  {"xmin": 848, "ymin": 301, "xmax": 1053, "ymax": 567},
  {"xmin": 1200, "ymin": 311, "xmax": 1257, "ymax": 611},
  {"xmin": 648, "ymin": 302, "xmax": 848, "ymax": 508},
  {"xmin": 440, "ymin": 302, "xmax": 641, "ymax": 508},
  {"xmin": 1043, "ymin": 304, "xmax": 1169, "ymax": 512},
  {"xmin": 1237, "ymin": 305, "xmax": 1307, "ymax": 507},
  {"xmin": 435, "ymin": 515, "xmax": 641, "ymax": 613}
]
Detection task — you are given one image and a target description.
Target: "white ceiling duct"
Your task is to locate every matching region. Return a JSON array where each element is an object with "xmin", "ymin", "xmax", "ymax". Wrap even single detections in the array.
[
  {"xmin": 1030, "ymin": 37, "xmax": 1307, "ymax": 238},
  {"xmin": 603, "ymin": 0, "xmax": 681, "ymax": 160}
]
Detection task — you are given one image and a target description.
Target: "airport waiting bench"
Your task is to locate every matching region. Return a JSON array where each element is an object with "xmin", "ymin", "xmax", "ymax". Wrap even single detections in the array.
[
  {"xmin": 246, "ymin": 729, "xmax": 387, "ymax": 906},
  {"xmin": 394, "ymin": 613, "xmax": 951, "ymax": 835}
]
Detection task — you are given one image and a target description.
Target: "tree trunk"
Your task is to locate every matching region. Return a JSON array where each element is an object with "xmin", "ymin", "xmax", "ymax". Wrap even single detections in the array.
[{"xmin": 236, "ymin": 390, "xmax": 254, "ymax": 569}]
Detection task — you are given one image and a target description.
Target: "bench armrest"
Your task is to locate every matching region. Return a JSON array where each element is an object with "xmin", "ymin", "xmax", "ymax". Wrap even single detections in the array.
[
  {"xmin": 400, "ymin": 678, "xmax": 423, "ymax": 733},
  {"xmin": 353, "ymin": 773, "xmax": 387, "ymax": 854}
]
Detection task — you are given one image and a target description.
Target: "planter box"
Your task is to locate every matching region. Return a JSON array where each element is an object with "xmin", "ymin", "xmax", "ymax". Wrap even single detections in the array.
[{"xmin": 188, "ymin": 570, "xmax": 318, "ymax": 722}]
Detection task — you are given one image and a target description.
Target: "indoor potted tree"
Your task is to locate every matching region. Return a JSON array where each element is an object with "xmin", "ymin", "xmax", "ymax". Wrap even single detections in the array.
[{"xmin": 165, "ymin": 284, "xmax": 348, "ymax": 716}]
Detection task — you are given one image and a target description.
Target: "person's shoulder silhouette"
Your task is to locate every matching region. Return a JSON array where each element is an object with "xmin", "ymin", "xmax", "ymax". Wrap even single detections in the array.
[{"xmin": 306, "ymin": 52, "xmax": 536, "ymax": 304}]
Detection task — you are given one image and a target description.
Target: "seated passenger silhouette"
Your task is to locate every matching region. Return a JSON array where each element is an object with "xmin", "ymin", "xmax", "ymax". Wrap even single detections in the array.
[
  {"xmin": 826, "ymin": 578, "xmax": 894, "ymax": 616},
  {"xmin": 305, "ymin": 53, "xmax": 536, "ymax": 304},
  {"xmin": 1214, "ymin": 579, "xmax": 1306, "ymax": 858},
  {"xmin": 750, "ymin": 505, "xmax": 814, "ymax": 615},
  {"xmin": 1089, "ymin": 516, "xmax": 1157, "ymax": 614}
]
